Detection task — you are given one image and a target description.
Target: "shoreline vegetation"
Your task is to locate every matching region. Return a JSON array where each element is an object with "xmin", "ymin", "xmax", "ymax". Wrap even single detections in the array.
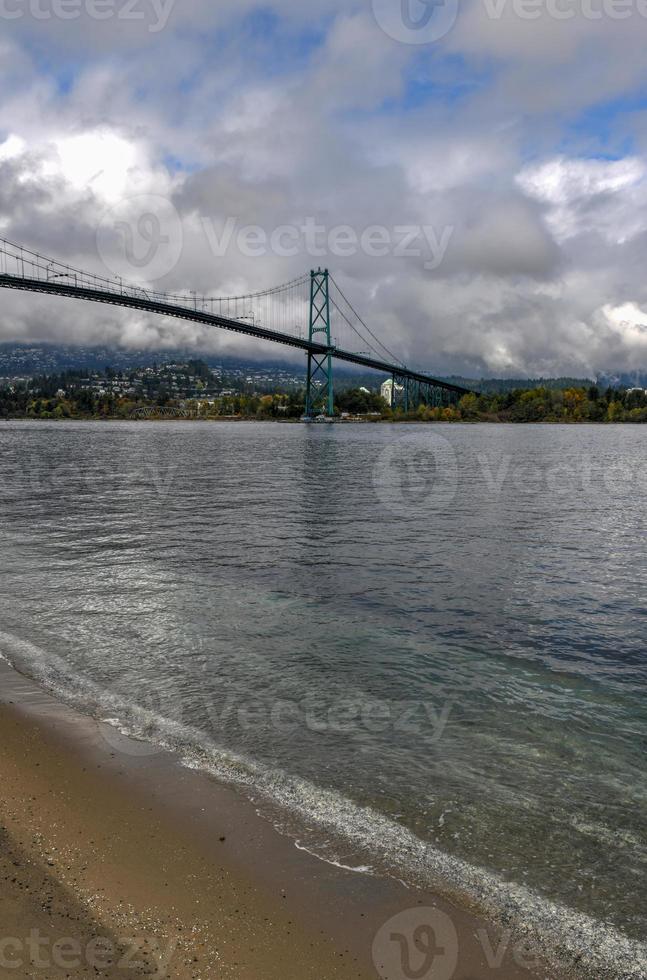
[
  {"xmin": 0, "ymin": 361, "xmax": 647, "ymax": 424},
  {"xmin": 2, "ymin": 368, "xmax": 647, "ymax": 423}
]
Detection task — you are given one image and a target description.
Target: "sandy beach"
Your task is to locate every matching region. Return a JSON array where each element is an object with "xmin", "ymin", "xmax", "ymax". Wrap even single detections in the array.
[{"xmin": 0, "ymin": 661, "xmax": 548, "ymax": 980}]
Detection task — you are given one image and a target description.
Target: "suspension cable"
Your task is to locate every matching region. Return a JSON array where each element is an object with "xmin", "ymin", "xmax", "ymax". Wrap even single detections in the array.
[{"xmin": 329, "ymin": 274, "xmax": 405, "ymax": 368}]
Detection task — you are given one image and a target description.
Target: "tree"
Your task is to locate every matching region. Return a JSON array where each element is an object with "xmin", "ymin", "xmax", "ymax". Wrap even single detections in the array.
[{"xmin": 458, "ymin": 393, "xmax": 479, "ymax": 418}]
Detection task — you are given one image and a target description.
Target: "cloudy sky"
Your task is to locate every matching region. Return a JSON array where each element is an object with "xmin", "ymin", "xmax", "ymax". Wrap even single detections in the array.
[{"xmin": 1, "ymin": 0, "xmax": 647, "ymax": 378}]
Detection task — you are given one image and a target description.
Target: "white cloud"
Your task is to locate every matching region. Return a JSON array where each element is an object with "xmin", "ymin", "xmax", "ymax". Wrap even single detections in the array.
[
  {"xmin": 0, "ymin": 135, "xmax": 26, "ymax": 161},
  {"xmin": 0, "ymin": 4, "xmax": 647, "ymax": 378},
  {"xmin": 46, "ymin": 131, "xmax": 140, "ymax": 203},
  {"xmin": 602, "ymin": 302, "xmax": 647, "ymax": 343},
  {"xmin": 517, "ymin": 156, "xmax": 647, "ymax": 244},
  {"xmin": 518, "ymin": 157, "xmax": 644, "ymax": 205}
]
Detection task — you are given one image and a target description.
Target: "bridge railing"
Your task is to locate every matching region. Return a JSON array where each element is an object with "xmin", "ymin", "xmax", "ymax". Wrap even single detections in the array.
[{"xmin": 0, "ymin": 237, "xmax": 160, "ymax": 304}]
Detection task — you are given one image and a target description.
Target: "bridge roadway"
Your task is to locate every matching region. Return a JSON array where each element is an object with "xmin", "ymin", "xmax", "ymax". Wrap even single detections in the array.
[{"xmin": 0, "ymin": 272, "xmax": 472, "ymax": 397}]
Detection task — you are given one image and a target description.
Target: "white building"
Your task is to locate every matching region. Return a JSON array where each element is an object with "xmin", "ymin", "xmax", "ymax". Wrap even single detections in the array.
[{"xmin": 381, "ymin": 378, "xmax": 404, "ymax": 405}]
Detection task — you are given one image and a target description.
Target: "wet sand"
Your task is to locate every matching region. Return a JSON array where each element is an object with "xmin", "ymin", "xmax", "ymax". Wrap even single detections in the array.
[{"xmin": 0, "ymin": 662, "xmax": 547, "ymax": 980}]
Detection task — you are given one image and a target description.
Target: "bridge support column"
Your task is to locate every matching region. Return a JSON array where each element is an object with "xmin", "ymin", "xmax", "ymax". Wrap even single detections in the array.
[
  {"xmin": 304, "ymin": 269, "xmax": 334, "ymax": 419},
  {"xmin": 390, "ymin": 373, "xmax": 411, "ymax": 414}
]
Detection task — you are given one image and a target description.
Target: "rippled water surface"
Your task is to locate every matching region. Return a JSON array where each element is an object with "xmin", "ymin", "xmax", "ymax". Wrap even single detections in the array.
[{"xmin": 0, "ymin": 421, "xmax": 645, "ymax": 958}]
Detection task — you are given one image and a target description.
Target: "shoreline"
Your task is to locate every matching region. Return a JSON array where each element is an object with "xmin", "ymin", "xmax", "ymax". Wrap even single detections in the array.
[
  {"xmin": 0, "ymin": 416, "xmax": 641, "ymax": 424},
  {"xmin": 0, "ymin": 660, "xmax": 546, "ymax": 980}
]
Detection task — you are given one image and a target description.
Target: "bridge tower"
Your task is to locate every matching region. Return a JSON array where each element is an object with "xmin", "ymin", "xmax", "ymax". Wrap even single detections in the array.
[{"xmin": 304, "ymin": 268, "xmax": 334, "ymax": 418}]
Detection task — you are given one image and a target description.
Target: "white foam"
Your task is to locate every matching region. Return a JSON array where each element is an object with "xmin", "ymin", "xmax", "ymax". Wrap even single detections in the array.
[{"xmin": 294, "ymin": 841, "xmax": 374, "ymax": 875}]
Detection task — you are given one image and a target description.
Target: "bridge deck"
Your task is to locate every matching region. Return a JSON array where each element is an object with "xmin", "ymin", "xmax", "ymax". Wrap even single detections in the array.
[{"xmin": 0, "ymin": 273, "xmax": 472, "ymax": 396}]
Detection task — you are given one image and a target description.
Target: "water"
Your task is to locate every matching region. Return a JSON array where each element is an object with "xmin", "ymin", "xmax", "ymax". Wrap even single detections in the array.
[{"xmin": 0, "ymin": 421, "xmax": 645, "ymax": 975}]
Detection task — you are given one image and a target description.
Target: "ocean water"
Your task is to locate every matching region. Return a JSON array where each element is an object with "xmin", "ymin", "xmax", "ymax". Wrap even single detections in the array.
[{"xmin": 0, "ymin": 421, "xmax": 645, "ymax": 976}]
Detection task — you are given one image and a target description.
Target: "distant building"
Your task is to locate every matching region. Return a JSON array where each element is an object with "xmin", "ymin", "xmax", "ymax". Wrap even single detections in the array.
[{"xmin": 381, "ymin": 378, "xmax": 404, "ymax": 405}]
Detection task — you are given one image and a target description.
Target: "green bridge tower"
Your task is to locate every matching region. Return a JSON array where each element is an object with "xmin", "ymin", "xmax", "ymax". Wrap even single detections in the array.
[{"xmin": 304, "ymin": 268, "xmax": 334, "ymax": 419}]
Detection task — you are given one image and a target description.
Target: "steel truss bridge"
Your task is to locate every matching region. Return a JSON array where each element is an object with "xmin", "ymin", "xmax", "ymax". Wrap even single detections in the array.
[{"xmin": 0, "ymin": 239, "xmax": 472, "ymax": 416}]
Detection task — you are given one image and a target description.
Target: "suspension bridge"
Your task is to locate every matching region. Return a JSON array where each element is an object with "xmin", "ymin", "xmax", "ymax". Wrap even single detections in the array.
[{"xmin": 0, "ymin": 238, "xmax": 472, "ymax": 417}]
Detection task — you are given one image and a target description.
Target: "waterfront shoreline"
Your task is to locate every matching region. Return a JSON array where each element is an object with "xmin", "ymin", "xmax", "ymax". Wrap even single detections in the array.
[
  {"xmin": 0, "ymin": 415, "xmax": 641, "ymax": 424},
  {"xmin": 1, "ymin": 419, "xmax": 646, "ymax": 980},
  {"xmin": 0, "ymin": 660, "xmax": 545, "ymax": 980}
]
